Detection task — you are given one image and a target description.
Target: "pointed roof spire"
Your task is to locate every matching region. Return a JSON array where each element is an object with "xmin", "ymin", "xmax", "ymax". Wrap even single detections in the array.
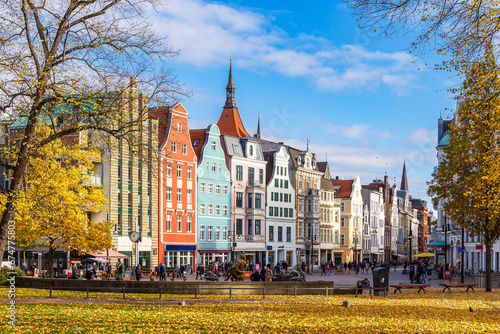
[
  {"xmin": 400, "ymin": 159, "xmax": 409, "ymax": 191},
  {"xmin": 217, "ymin": 58, "xmax": 250, "ymax": 138},
  {"xmin": 254, "ymin": 111, "xmax": 261, "ymax": 138},
  {"xmin": 225, "ymin": 57, "xmax": 236, "ymax": 108}
]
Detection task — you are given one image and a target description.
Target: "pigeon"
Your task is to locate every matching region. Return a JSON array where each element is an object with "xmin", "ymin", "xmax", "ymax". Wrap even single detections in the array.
[{"xmin": 469, "ymin": 306, "xmax": 473, "ymax": 312}]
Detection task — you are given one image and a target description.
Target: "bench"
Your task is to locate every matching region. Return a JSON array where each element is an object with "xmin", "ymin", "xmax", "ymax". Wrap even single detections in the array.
[
  {"xmin": 439, "ymin": 283, "xmax": 477, "ymax": 293},
  {"xmin": 390, "ymin": 284, "xmax": 430, "ymax": 294}
]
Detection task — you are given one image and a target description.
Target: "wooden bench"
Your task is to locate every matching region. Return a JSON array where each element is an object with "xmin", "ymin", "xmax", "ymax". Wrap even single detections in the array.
[
  {"xmin": 439, "ymin": 283, "xmax": 477, "ymax": 293},
  {"xmin": 390, "ymin": 284, "xmax": 430, "ymax": 294}
]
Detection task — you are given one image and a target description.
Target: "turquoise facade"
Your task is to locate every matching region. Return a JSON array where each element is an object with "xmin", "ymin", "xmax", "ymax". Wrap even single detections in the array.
[{"xmin": 196, "ymin": 124, "xmax": 232, "ymax": 266}]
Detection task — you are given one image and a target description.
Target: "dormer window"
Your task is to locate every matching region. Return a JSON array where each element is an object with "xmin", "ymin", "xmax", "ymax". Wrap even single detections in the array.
[
  {"xmin": 296, "ymin": 156, "xmax": 302, "ymax": 166},
  {"xmin": 249, "ymin": 145, "xmax": 254, "ymax": 157},
  {"xmin": 193, "ymin": 139, "xmax": 200, "ymax": 147}
]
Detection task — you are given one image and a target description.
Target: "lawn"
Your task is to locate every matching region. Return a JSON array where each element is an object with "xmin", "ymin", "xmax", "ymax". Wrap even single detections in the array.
[{"xmin": 3, "ymin": 289, "xmax": 500, "ymax": 333}]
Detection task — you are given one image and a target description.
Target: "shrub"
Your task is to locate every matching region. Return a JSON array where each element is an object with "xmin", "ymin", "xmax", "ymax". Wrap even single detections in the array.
[{"xmin": 0, "ymin": 267, "xmax": 26, "ymax": 286}]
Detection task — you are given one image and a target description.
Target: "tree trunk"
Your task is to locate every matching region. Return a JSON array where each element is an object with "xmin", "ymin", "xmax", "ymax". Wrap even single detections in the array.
[
  {"xmin": 48, "ymin": 246, "xmax": 55, "ymax": 279},
  {"xmin": 485, "ymin": 243, "xmax": 492, "ymax": 292}
]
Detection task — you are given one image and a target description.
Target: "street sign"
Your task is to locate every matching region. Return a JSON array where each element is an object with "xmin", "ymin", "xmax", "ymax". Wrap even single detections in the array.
[
  {"xmin": 458, "ymin": 247, "xmax": 462, "ymax": 253},
  {"xmin": 267, "ymin": 246, "xmax": 272, "ymax": 250}
]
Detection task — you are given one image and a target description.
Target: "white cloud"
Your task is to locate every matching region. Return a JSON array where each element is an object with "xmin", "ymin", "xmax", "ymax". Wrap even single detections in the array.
[{"xmin": 153, "ymin": 0, "xmax": 418, "ymax": 93}]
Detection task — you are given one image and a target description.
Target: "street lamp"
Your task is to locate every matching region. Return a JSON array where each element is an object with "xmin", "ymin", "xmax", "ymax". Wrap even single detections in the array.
[
  {"xmin": 408, "ymin": 229, "xmax": 413, "ymax": 265},
  {"xmin": 442, "ymin": 213, "xmax": 449, "ymax": 268},
  {"xmin": 227, "ymin": 231, "xmax": 240, "ymax": 264},
  {"xmin": 461, "ymin": 227, "xmax": 465, "ymax": 283}
]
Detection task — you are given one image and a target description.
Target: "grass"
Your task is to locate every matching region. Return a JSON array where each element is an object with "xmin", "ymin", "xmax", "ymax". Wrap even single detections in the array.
[{"xmin": 2, "ymin": 289, "xmax": 500, "ymax": 333}]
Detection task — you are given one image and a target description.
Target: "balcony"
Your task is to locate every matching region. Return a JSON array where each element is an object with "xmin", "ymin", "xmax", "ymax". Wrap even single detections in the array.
[
  {"xmin": 305, "ymin": 211, "xmax": 319, "ymax": 219},
  {"xmin": 82, "ymin": 174, "xmax": 101, "ymax": 186},
  {"xmin": 246, "ymin": 208, "xmax": 265, "ymax": 216},
  {"xmin": 306, "ymin": 188, "xmax": 319, "ymax": 197}
]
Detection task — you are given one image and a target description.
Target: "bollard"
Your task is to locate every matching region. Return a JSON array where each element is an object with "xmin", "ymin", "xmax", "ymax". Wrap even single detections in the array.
[
  {"xmin": 343, "ymin": 300, "xmax": 351, "ymax": 307},
  {"xmin": 178, "ymin": 300, "xmax": 185, "ymax": 306},
  {"xmin": 229, "ymin": 287, "xmax": 232, "ymax": 299},
  {"xmin": 49, "ymin": 287, "xmax": 52, "ymax": 298},
  {"xmin": 86, "ymin": 286, "xmax": 89, "ymax": 299},
  {"xmin": 263, "ymin": 287, "xmax": 266, "ymax": 299},
  {"xmin": 159, "ymin": 287, "xmax": 161, "ymax": 299},
  {"xmin": 194, "ymin": 287, "xmax": 197, "ymax": 299},
  {"xmin": 325, "ymin": 287, "xmax": 328, "ymax": 298},
  {"xmin": 123, "ymin": 286, "xmax": 126, "ymax": 299},
  {"xmin": 294, "ymin": 286, "xmax": 297, "ymax": 298}
]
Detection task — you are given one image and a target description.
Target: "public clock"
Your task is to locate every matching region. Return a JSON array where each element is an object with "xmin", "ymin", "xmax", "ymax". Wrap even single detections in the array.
[{"xmin": 129, "ymin": 231, "xmax": 141, "ymax": 242}]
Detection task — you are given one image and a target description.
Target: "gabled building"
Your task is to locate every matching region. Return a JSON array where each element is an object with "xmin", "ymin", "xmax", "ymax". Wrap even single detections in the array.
[
  {"xmin": 155, "ymin": 102, "xmax": 197, "ymax": 270},
  {"xmin": 317, "ymin": 162, "xmax": 341, "ymax": 265},
  {"xmin": 332, "ymin": 176, "xmax": 363, "ymax": 263},
  {"xmin": 397, "ymin": 161, "xmax": 415, "ymax": 260},
  {"xmin": 410, "ymin": 198, "xmax": 430, "ymax": 254},
  {"xmin": 191, "ymin": 124, "xmax": 232, "ymax": 266},
  {"xmin": 263, "ymin": 146, "xmax": 296, "ymax": 266},
  {"xmin": 361, "ymin": 187, "xmax": 385, "ymax": 262}
]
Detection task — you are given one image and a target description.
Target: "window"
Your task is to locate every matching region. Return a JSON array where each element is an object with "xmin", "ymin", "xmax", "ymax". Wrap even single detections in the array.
[
  {"xmin": 215, "ymin": 205, "xmax": 221, "ymax": 216},
  {"xmin": 248, "ymin": 167, "xmax": 254, "ymax": 187},
  {"xmin": 269, "ymin": 226, "xmax": 274, "ymax": 241},
  {"xmin": 207, "ymin": 226, "xmax": 213, "ymax": 241},
  {"xmin": 274, "ymin": 193, "xmax": 279, "ymax": 201},
  {"xmin": 289, "ymin": 208, "xmax": 293, "ymax": 217},
  {"xmin": 206, "ymin": 161, "xmax": 209, "ymax": 171},
  {"xmin": 248, "ymin": 193, "xmax": 253, "ymax": 209},
  {"xmin": 193, "ymin": 139, "xmax": 200, "ymax": 147},
  {"xmin": 307, "ymin": 199, "xmax": 312, "ymax": 212},
  {"xmin": 280, "ymin": 167, "xmax": 284, "ymax": 175},
  {"xmin": 187, "ymin": 216, "xmax": 192, "ymax": 232},
  {"xmin": 280, "ymin": 179, "xmax": 283, "ymax": 188},
  {"xmin": 269, "ymin": 206, "xmax": 274, "ymax": 216},
  {"xmin": 259, "ymin": 169, "xmax": 264, "ymax": 184},
  {"xmin": 166, "ymin": 188, "xmax": 172, "ymax": 201},
  {"xmin": 176, "ymin": 122, "xmax": 182, "ymax": 133},
  {"xmin": 187, "ymin": 190, "xmax": 192, "ymax": 203},
  {"xmin": 274, "ymin": 207, "xmax": 278, "ymax": 217},
  {"xmin": 177, "ymin": 215, "xmax": 182, "ymax": 232},
  {"xmin": 280, "ymin": 207, "xmax": 283, "ymax": 217},
  {"xmin": 249, "ymin": 145, "xmax": 254, "ymax": 156},
  {"xmin": 255, "ymin": 193, "xmax": 262, "ymax": 209},
  {"xmin": 233, "ymin": 144, "xmax": 239, "ymax": 153},
  {"xmin": 187, "ymin": 167, "xmax": 192, "ymax": 180},
  {"xmin": 275, "ymin": 179, "xmax": 279, "ymax": 187},
  {"xmin": 208, "ymin": 204, "xmax": 213, "ymax": 215},
  {"xmin": 208, "ymin": 183, "xmax": 213, "ymax": 194},
  {"xmin": 284, "ymin": 168, "xmax": 287, "ymax": 176},
  {"xmin": 223, "ymin": 226, "xmax": 228, "ymax": 241},
  {"xmin": 223, "ymin": 186, "xmax": 228, "ymax": 195},
  {"xmin": 306, "ymin": 177, "xmax": 311, "ymax": 189},
  {"xmin": 211, "ymin": 162, "xmax": 217, "ymax": 172},
  {"xmin": 341, "ymin": 218, "xmax": 345, "ymax": 228},
  {"xmin": 278, "ymin": 226, "xmax": 283, "ymax": 242},
  {"xmin": 255, "ymin": 220, "xmax": 261, "ymax": 235},
  {"xmin": 236, "ymin": 192, "xmax": 243, "ymax": 208},
  {"xmin": 340, "ymin": 234, "xmax": 345, "ymax": 246},
  {"xmin": 286, "ymin": 227, "xmax": 291, "ymax": 242},
  {"xmin": 200, "ymin": 225, "xmax": 205, "ymax": 241},
  {"xmin": 166, "ymin": 214, "xmax": 172, "ymax": 231},
  {"xmin": 280, "ymin": 193, "xmax": 283, "ymax": 202},
  {"xmin": 177, "ymin": 189, "xmax": 182, "ymax": 202},
  {"xmin": 219, "ymin": 163, "xmax": 222, "ymax": 174},
  {"xmin": 215, "ymin": 185, "xmax": 221, "ymax": 195},
  {"xmin": 341, "ymin": 202, "xmax": 345, "ymax": 212},
  {"xmin": 236, "ymin": 165, "xmax": 243, "ymax": 181},
  {"xmin": 171, "ymin": 141, "xmax": 177, "ymax": 153},
  {"xmin": 200, "ymin": 183, "xmax": 206, "ymax": 192},
  {"xmin": 182, "ymin": 144, "xmax": 187, "ymax": 155},
  {"xmin": 166, "ymin": 163, "xmax": 172, "ymax": 176},
  {"xmin": 236, "ymin": 219, "xmax": 243, "ymax": 235},
  {"xmin": 177, "ymin": 165, "xmax": 182, "ymax": 178},
  {"xmin": 247, "ymin": 219, "xmax": 253, "ymax": 235},
  {"xmin": 211, "ymin": 140, "xmax": 217, "ymax": 151},
  {"xmin": 200, "ymin": 204, "xmax": 205, "ymax": 215},
  {"xmin": 284, "ymin": 208, "xmax": 288, "ymax": 218},
  {"xmin": 215, "ymin": 226, "xmax": 221, "ymax": 241},
  {"xmin": 284, "ymin": 180, "xmax": 288, "ymax": 189},
  {"xmin": 223, "ymin": 206, "xmax": 228, "ymax": 216}
]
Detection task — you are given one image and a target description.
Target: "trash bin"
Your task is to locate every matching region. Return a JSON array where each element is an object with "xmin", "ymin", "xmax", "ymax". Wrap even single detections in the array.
[{"xmin": 372, "ymin": 267, "xmax": 389, "ymax": 296}]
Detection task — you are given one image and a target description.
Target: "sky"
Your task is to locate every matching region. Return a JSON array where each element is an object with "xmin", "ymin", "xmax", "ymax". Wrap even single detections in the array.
[{"xmin": 150, "ymin": 0, "xmax": 459, "ymax": 212}]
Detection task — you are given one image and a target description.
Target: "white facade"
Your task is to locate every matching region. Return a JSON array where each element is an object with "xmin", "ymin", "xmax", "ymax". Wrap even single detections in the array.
[{"xmin": 265, "ymin": 146, "xmax": 296, "ymax": 266}]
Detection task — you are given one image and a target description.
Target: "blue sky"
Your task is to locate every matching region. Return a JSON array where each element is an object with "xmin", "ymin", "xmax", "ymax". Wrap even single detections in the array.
[{"xmin": 151, "ymin": 0, "xmax": 459, "ymax": 211}]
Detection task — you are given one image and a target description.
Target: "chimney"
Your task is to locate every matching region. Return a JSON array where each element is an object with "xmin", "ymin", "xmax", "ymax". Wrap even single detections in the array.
[{"xmin": 278, "ymin": 142, "xmax": 284, "ymax": 145}]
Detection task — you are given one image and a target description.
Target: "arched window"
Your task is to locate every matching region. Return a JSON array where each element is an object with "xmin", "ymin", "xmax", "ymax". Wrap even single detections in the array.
[{"xmin": 249, "ymin": 145, "xmax": 254, "ymax": 156}]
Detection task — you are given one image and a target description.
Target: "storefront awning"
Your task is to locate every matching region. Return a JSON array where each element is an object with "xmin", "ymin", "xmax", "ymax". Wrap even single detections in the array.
[
  {"xmin": 165, "ymin": 245, "xmax": 196, "ymax": 251},
  {"xmin": 199, "ymin": 250, "xmax": 231, "ymax": 253},
  {"xmin": 426, "ymin": 241, "xmax": 446, "ymax": 247},
  {"xmin": 90, "ymin": 249, "xmax": 129, "ymax": 259}
]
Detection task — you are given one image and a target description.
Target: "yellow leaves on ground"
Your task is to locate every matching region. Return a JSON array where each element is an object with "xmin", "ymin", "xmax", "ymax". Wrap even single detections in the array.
[{"xmin": 5, "ymin": 289, "xmax": 500, "ymax": 333}]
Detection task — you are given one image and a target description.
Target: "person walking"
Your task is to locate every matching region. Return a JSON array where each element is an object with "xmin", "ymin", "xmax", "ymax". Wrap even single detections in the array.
[
  {"xmin": 196, "ymin": 263, "xmax": 204, "ymax": 280},
  {"xmin": 134, "ymin": 264, "xmax": 141, "ymax": 281},
  {"xmin": 344, "ymin": 262, "xmax": 347, "ymax": 272},
  {"xmin": 179, "ymin": 263, "xmax": 185, "ymax": 279}
]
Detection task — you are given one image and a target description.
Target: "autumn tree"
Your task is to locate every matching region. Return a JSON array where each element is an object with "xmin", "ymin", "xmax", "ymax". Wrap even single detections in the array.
[
  {"xmin": 13, "ymin": 126, "xmax": 112, "ymax": 279},
  {"xmin": 428, "ymin": 48, "xmax": 500, "ymax": 291},
  {"xmin": 0, "ymin": 1, "xmax": 185, "ymax": 262}
]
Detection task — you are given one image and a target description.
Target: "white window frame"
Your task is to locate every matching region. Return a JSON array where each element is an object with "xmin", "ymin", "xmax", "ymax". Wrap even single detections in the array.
[
  {"xmin": 166, "ymin": 163, "xmax": 172, "ymax": 176},
  {"xmin": 177, "ymin": 122, "xmax": 182, "ymax": 133},
  {"xmin": 200, "ymin": 225, "xmax": 206, "ymax": 241},
  {"xmin": 187, "ymin": 216, "xmax": 192, "ymax": 232},
  {"xmin": 177, "ymin": 189, "xmax": 182, "ymax": 202},
  {"xmin": 182, "ymin": 143, "xmax": 187, "ymax": 155},
  {"xmin": 200, "ymin": 204, "xmax": 205, "ymax": 215},
  {"xmin": 177, "ymin": 215, "xmax": 182, "ymax": 232},
  {"xmin": 223, "ymin": 186, "xmax": 228, "ymax": 195},
  {"xmin": 208, "ymin": 204, "xmax": 213, "ymax": 215},
  {"xmin": 223, "ymin": 205, "xmax": 228, "ymax": 216},
  {"xmin": 200, "ymin": 183, "xmax": 206, "ymax": 192},
  {"xmin": 215, "ymin": 184, "xmax": 221, "ymax": 195},
  {"xmin": 187, "ymin": 190, "xmax": 192, "ymax": 204},
  {"xmin": 207, "ymin": 226, "xmax": 213, "ymax": 241},
  {"xmin": 177, "ymin": 165, "xmax": 182, "ymax": 178},
  {"xmin": 208, "ymin": 183, "xmax": 213, "ymax": 194},
  {"xmin": 172, "ymin": 141, "xmax": 177, "ymax": 153},
  {"xmin": 166, "ymin": 214, "xmax": 172, "ymax": 231},
  {"xmin": 211, "ymin": 140, "xmax": 217, "ymax": 151},
  {"xmin": 215, "ymin": 204, "xmax": 221, "ymax": 216}
]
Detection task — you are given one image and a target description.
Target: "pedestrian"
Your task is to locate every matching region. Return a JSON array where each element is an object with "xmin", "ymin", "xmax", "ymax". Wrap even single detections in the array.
[
  {"xmin": 172, "ymin": 265, "xmax": 180, "ymax": 281},
  {"xmin": 135, "ymin": 264, "xmax": 141, "ymax": 281},
  {"xmin": 326, "ymin": 264, "xmax": 331, "ymax": 276},
  {"xmin": 196, "ymin": 263, "xmax": 204, "ymax": 280},
  {"xmin": 344, "ymin": 262, "xmax": 347, "ymax": 272},
  {"xmin": 180, "ymin": 263, "xmax": 185, "ymax": 279},
  {"xmin": 365, "ymin": 262, "xmax": 370, "ymax": 275},
  {"xmin": 265, "ymin": 265, "xmax": 273, "ymax": 282},
  {"xmin": 347, "ymin": 262, "xmax": 352, "ymax": 274},
  {"xmin": 321, "ymin": 262, "xmax": 326, "ymax": 276}
]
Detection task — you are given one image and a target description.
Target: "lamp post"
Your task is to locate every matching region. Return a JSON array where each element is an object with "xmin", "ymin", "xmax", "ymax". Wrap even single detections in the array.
[
  {"xmin": 408, "ymin": 229, "xmax": 413, "ymax": 266},
  {"xmin": 442, "ymin": 213, "xmax": 448, "ymax": 268},
  {"xmin": 461, "ymin": 227, "xmax": 465, "ymax": 283},
  {"xmin": 228, "ymin": 231, "xmax": 240, "ymax": 264}
]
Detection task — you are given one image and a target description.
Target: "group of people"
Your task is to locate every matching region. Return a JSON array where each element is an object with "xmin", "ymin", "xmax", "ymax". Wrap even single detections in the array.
[{"xmin": 154, "ymin": 263, "xmax": 187, "ymax": 281}]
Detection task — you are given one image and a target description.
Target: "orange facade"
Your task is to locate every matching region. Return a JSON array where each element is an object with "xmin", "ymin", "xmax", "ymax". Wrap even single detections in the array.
[{"xmin": 155, "ymin": 103, "xmax": 197, "ymax": 269}]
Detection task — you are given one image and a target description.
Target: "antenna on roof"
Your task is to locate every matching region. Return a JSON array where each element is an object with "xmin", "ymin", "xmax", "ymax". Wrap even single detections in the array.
[
  {"xmin": 326, "ymin": 152, "xmax": 328, "ymax": 162},
  {"xmin": 385, "ymin": 162, "xmax": 388, "ymax": 175},
  {"xmin": 306, "ymin": 138, "xmax": 310, "ymax": 151}
]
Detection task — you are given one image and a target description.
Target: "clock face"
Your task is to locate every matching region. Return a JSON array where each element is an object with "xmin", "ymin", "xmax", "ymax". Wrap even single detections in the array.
[{"xmin": 130, "ymin": 231, "xmax": 140, "ymax": 242}]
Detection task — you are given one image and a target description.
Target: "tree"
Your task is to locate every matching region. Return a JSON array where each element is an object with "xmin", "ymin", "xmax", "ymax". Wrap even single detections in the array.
[
  {"xmin": 0, "ymin": 0, "xmax": 185, "ymax": 262},
  {"xmin": 13, "ymin": 125, "xmax": 112, "ymax": 278},
  {"xmin": 428, "ymin": 47, "xmax": 500, "ymax": 291},
  {"xmin": 346, "ymin": 0, "xmax": 500, "ymax": 73}
]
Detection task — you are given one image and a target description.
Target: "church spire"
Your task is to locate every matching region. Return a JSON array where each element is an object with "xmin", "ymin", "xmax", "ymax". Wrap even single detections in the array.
[
  {"xmin": 400, "ymin": 159, "xmax": 409, "ymax": 191},
  {"xmin": 254, "ymin": 112, "xmax": 261, "ymax": 138},
  {"xmin": 225, "ymin": 58, "xmax": 236, "ymax": 108}
]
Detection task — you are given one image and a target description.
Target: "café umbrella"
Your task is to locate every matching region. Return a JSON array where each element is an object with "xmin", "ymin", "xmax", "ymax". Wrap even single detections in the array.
[{"xmin": 414, "ymin": 252, "xmax": 435, "ymax": 258}]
